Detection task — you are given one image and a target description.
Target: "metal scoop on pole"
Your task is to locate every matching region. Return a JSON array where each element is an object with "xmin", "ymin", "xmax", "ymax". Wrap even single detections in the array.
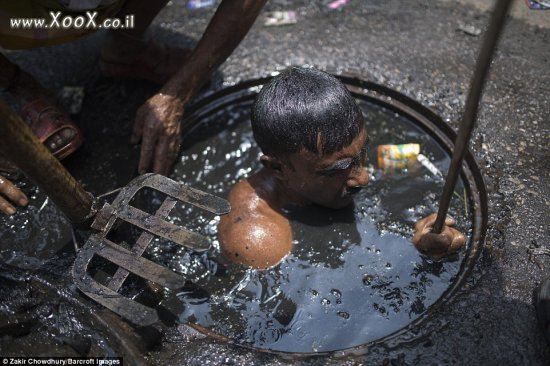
[{"xmin": 0, "ymin": 100, "xmax": 230, "ymax": 326}]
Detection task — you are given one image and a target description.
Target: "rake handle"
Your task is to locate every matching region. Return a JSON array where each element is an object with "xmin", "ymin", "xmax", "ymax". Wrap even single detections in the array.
[{"xmin": 433, "ymin": 0, "xmax": 512, "ymax": 233}]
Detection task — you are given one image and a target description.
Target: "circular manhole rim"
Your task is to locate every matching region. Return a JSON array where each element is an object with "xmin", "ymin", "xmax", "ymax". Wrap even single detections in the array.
[{"xmin": 182, "ymin": 73, "xmax": 488, "ymax": 357}]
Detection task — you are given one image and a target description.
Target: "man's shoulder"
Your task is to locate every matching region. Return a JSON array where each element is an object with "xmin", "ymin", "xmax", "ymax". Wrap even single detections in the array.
[
  {"xmin": 228, "ymin": 178, "xmax": 257, "ymax": 204},
  {"xmin": 227, "ymin": 175, "xmax": 274, "ymax": 214},
  {"xmin": 218, "ymin": 176, "xmax": 292, "ymax": 268}
]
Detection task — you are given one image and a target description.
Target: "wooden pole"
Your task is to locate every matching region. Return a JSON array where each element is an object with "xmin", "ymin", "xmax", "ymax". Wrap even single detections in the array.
[{"xmin": 0, "ymin": 99, "xmax": 94, "ymax": 223}]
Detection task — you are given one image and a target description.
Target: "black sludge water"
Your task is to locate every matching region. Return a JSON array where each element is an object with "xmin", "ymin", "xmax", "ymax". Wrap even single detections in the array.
[{"xmin": 147, "ymin": 85, "xmax": 473, "ymax": 353}]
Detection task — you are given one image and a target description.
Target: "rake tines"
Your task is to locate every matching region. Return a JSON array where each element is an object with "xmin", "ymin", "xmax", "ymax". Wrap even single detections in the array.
[{"xmin": 72, "ymin": 174, "xmax": 230, "ymax": 326}]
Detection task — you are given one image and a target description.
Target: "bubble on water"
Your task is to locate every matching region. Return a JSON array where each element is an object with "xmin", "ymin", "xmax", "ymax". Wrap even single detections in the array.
[
  {"xmin": 373, "ymin": 303, "xmax": 386, "ymax": 314},
  {"xmin": 363, "ymin": 274, "xmax": 374, "ymax": 286},
  {"xmin": 337, "ymin": 311, "xmax": 350, "ymax": 319}
]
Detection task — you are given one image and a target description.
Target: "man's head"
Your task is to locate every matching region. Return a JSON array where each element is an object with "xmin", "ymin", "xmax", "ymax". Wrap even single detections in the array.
[{"xmin": 251, "ymin": 67, "xmax": 369, "ymax": 209}]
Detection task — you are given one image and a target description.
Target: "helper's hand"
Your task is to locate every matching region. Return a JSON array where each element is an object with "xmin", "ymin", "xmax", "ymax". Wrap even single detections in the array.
[
  {"xmin": 0, "ymin": 174, "xmax": 28, "ymax": 215},
  {"xmin": 132, "ymin": 93, "xmax": 184, "ymax": 176},
  {"xmin": 412, "ymin": 213, "xmax": 465, "ymax": 260},
  {"xmin": 127, "ymin": 0, "xmax": 268, "ymax": 176}
]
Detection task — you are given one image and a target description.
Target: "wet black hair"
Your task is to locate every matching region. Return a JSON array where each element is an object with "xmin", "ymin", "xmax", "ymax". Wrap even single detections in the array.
[{"xmin": 251, "ymin": 67, "xmax": 364, "ymax": 158}]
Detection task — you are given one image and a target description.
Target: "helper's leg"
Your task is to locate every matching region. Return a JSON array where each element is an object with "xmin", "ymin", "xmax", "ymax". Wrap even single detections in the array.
[
  {"xmin": 0, "ymin": 52, "xmax": 49, "ymax": 103},
  {"xmin": 0, "ymin": 53, "xmax": 81, "ymax": 164},
  {"xmin": 100, "ymin": 0, "xmax": 192, "ymax": 84}
]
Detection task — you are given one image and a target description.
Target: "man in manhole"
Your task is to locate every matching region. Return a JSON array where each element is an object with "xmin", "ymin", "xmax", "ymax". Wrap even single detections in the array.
[{"xmin": 218, "ymin": 67, "xmax": 465, "ymax": 269}]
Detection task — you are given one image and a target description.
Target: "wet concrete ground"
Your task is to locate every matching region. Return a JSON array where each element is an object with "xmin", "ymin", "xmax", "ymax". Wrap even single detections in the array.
[{"xmin": 1, "ymin": 0, "xmax": 549, "ymax": 364}]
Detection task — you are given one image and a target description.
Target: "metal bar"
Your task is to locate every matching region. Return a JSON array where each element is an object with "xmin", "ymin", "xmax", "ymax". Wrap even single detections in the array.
[
  {"xmin": 76, "ymin": 270, "xmax": 159, "ymax": 326},
  {"xmin": 148, "ymin": 177, "xmax": 231, "ymax": 215},
  {"xmin": 107, "ymin": 197, "xmax": 176, "ymax": 291},
  {"xmin": 433, "ymin": 0, "xmax": 512, "ymax": 233},
  {"xmin": 115, "ymin": 204, "xmax": 210, "ymax": 250},
  {"xmin": 98, "ymin": 239, "xmax": 185, "ymax": 290},
  {"xmin": 0, "ymin": 99, "xmax": 94, "ymax": 223}
]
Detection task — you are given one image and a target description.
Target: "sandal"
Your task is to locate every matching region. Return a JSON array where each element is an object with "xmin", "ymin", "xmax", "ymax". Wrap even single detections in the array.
[
  {"xmin": 99, "ymin": 41, "xmax": 193, "ymax": 85},
  {"xmin": 536, "ymin": 277, "xmax": 550, "ymax": 346},
  {"xmin": 20, "ymin": 98, "xmax": 83, "ymax": 161}
]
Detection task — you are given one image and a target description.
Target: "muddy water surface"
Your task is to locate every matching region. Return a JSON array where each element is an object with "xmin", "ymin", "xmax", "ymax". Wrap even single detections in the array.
[
  {"xmin": 150, "ymin": 99, "xmax": 472, "ymax": 353},
  {"xmin": 0, "ymin": 176, "xmax": 72, "ymax": 269}
]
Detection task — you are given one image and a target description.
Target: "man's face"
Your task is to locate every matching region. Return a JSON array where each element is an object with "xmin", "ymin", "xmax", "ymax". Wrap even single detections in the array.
[{"xmin": 279, "ymin": 128, "xmax": 370, "ymax": 209}]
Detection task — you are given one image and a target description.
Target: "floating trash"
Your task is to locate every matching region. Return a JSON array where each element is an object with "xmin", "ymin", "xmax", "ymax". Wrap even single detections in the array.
[
  {"xmin": 264, "ymin": 11, "xmax": 297, "ymax": 27},
  {"xmin": 377, "ymin": 143, "xmax": 420, "ymax": 174},
  {"xmin": 418, "ymin": 154, "xmax": 443, "ymax": 179}
]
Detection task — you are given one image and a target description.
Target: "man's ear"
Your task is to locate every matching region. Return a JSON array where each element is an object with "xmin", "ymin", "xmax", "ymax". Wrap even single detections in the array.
[{"xmin": 260, "ymin": 155, "xmax": 285, "ymax": 179}]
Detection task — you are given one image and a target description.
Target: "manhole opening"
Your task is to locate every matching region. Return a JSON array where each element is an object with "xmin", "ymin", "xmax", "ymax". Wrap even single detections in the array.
[{"xmin": 156, "ymin": 75, "xmax": 488, "ymax": 356}]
